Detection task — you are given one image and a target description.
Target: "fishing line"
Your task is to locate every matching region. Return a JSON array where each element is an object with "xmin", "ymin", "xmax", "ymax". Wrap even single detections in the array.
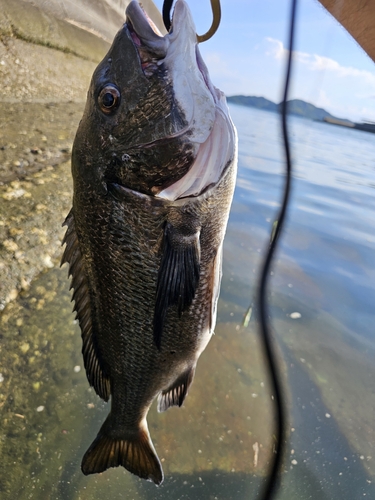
[{"xmin": 257, "ymin": 0, "xmax": 298, "ymax": 499}]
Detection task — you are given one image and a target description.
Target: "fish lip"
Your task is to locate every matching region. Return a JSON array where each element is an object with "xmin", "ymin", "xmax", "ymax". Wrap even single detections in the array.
[
  {"xmin": 125, "ymin": 1, "xmax": 168, "ymax": 58},
  {"xmin": 125, "ymin": 1, "xmax": 209, "ymax": 86}
]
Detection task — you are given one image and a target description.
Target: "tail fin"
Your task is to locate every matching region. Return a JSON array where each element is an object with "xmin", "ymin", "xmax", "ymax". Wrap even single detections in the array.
[{"xmin": 81, "ymin": 414, "xmax": 164, "ymax": 485}]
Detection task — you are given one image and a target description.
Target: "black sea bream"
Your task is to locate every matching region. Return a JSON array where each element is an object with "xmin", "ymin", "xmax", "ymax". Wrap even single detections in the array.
[{"xmin": 61, "ymin": 0, "xmax": 237, "ymax": 485}]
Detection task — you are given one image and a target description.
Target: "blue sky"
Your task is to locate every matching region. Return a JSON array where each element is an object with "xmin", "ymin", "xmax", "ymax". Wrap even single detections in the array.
[{"xmin": 153, "ymin": 0, "xmax": 375, "ymax": 122}]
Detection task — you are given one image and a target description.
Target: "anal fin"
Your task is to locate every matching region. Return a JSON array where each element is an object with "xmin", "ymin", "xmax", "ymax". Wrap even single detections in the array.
[
  {"xmin": 154, "ymin": 221, "xmax": 200, "ymax": 348},
  {"xmin": 81, "ymin": 414, "xmax": 163, "ymax": 485},
  {"xmin": 157, "ymin": 365, "xmax": 196, "ymax": 412}
]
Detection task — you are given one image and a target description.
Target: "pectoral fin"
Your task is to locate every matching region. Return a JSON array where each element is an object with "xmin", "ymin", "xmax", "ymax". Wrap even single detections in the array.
[
  {"xmin": 61, "ymin": 210, "xmax": 111, "ymax": 401},
  {"xmin": 154, "ymin": 221, "xmax": 200, "ymax": 348}
]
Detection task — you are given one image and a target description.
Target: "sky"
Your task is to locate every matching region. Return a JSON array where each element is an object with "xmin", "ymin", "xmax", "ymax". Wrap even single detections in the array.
[{"xmin": 153, "ymin": 0, "xmax": 375, "ymax": 122}]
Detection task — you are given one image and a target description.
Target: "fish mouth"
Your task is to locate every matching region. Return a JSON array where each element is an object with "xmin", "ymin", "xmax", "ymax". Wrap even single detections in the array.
[
  {"xmin": 125, "ymin": 1, "xmax": 236, "ymax": 202},
  {"xmin": 125, "ymin": 0, "xmax": 213, "ymax": 94},
  {"xmin": 125, "ymin": 0, "xmax": 221, "ymax": 140},
  {"xmin": 126, "ymin": 2, "xmax": 168, "ymax": 76}
]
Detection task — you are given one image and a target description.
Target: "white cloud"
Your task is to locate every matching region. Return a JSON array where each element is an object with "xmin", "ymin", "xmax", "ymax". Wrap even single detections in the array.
[
  {"xmin": 265, "ymin": 37, "xmax": 286, "ymax": 60},
  {"xmin": 265, "ymin": 38, "xmax": 375, "ymax": 84}
]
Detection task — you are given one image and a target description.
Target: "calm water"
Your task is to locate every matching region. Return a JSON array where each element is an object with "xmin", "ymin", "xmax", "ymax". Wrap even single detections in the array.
[{"xmin": 1, "ymin": 104, "xmax": 375, "ymax": 499}]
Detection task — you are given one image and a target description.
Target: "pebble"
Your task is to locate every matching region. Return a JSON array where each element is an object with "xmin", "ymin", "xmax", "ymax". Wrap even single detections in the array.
[
  {"xmin": 20, "ymin": 343, "xmax": 30, "ymax": 354},
  {"xmin": 3, "ymin": 189, "xmax": 26, "ymax": 200},
  {"xmin": 9, "ymin": 228, "xmax": 23, "ymax": 236},
  {"xmin": 290, "ymin": 312, "xmax": 301, "ymax": 319},
  {"xmin": 6, "ymin": 289, "xmax": 19, "ymax": 302},
  {"xmin": 15, "ymin": 251, "xmax": 24, "ymax": 261},
  {"xmin": 36, "ymin": 406, "xmax": 45, "ymax": 412},
  {"xmin": 20, "ymin": 277, "xmax": 30, "ymax": 290},
  {"xmin": 42, "ymin": 255, "xmax": 54, "ymax": 268}
]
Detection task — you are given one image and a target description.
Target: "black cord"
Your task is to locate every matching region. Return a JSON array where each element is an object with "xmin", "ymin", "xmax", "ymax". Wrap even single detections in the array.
[
  {"xmin": 257, "ymin": 0, "xmax": 298, "ymax": 499},
  {"xmin": 162, "ymin": 0, "xmax": 173, "ymax": 31}
]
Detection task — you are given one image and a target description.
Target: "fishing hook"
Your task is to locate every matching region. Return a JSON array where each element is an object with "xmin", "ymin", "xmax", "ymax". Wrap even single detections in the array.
[{"xmin": 162, "ymin": 0, "xmax": 221, "ymax": 42}]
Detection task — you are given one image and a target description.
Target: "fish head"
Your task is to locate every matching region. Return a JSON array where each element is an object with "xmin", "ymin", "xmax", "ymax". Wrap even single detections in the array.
[{"xmin": 72, "ymin": 0, "xmax": 235, "ymax": 198}]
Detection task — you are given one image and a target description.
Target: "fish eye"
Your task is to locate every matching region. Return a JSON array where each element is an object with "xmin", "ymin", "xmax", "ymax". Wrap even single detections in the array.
[{"xmin": 98, "ymin": 85, "xmax": 121, "ymax": 114}]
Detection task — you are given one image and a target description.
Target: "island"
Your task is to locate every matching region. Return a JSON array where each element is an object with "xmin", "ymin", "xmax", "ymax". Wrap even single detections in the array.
[{"xmin": 227, "ymin": 95, "xmax": 375, "ymax": 134}]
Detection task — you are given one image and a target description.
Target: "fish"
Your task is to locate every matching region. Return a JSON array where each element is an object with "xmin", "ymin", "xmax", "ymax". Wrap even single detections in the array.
[{"xmin": 61, "ymin": 0, "xmax": 237, "ymax": 486}]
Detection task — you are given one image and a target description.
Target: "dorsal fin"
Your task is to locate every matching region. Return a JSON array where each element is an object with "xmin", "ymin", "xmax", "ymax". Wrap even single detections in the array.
[
  {"xmin": 154, "ymin": 220, "xmax": 200, "ymax": 349},
  {"xmin": 61, "ymin": 210, "xmax": 111, "ymax": 401}
]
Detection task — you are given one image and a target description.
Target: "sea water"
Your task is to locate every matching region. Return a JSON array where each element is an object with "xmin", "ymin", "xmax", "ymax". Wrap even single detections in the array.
[{"xmin": 1, "ymin": 104, "xmax": 375, "ymax": 499}]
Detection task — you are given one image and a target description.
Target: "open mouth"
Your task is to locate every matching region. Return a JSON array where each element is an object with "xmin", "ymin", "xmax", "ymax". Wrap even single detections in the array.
[
  {"xmin": 126, "ymin": 20, "xmax": 161, "ymax": 76},
  {"xmin": 123, "ymin": 0, "xmax": 235, "ymax": 202},
  {"xmin": 126, "ymin": 2, "xmax": 169, "ymax": 76},
  {"xmin": 125, "ymin": 0, "xmax": 219, "ymax": 108}
]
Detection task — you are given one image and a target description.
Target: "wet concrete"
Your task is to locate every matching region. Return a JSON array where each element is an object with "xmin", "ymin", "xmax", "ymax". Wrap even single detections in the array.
[
  {"xmin": 0, "ymin": 101, "xmax": 83, "ymax": 183},
  {"xmin": 0, "ymin": 154, "xmax": 73, "ymax": 309},
  {"xmin": 0, "ymin": 0, "xmax": 164, "ymax": 102}
]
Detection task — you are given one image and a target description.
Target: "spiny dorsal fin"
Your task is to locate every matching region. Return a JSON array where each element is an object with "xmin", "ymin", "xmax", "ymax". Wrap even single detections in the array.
[
  {"xmin": 81, "ymin": 414, "xmax": 164, "ymax": 485},
  {"xmin": 61, "ymin": 210, "xmax": 111, "ymax": 401},
  {"xmin": 154, "ymin": 221, "xmax": 200, "ymax": 348},
  {"xmin": 157, "ymin": 365, "xmax": 196, "ymax": 412}
]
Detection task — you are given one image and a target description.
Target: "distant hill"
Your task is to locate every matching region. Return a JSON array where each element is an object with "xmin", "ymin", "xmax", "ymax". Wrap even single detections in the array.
[
  {"xmin": 227, "ymin": 95, "xmax": 353, "ymax": 125},
  {"xmin": 226, "ymin": 95, "xmax": 277, "ymax": 113},
  {"xmin": 284, "ymin": 99, "xmax": 336, "ymax": 121}
]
